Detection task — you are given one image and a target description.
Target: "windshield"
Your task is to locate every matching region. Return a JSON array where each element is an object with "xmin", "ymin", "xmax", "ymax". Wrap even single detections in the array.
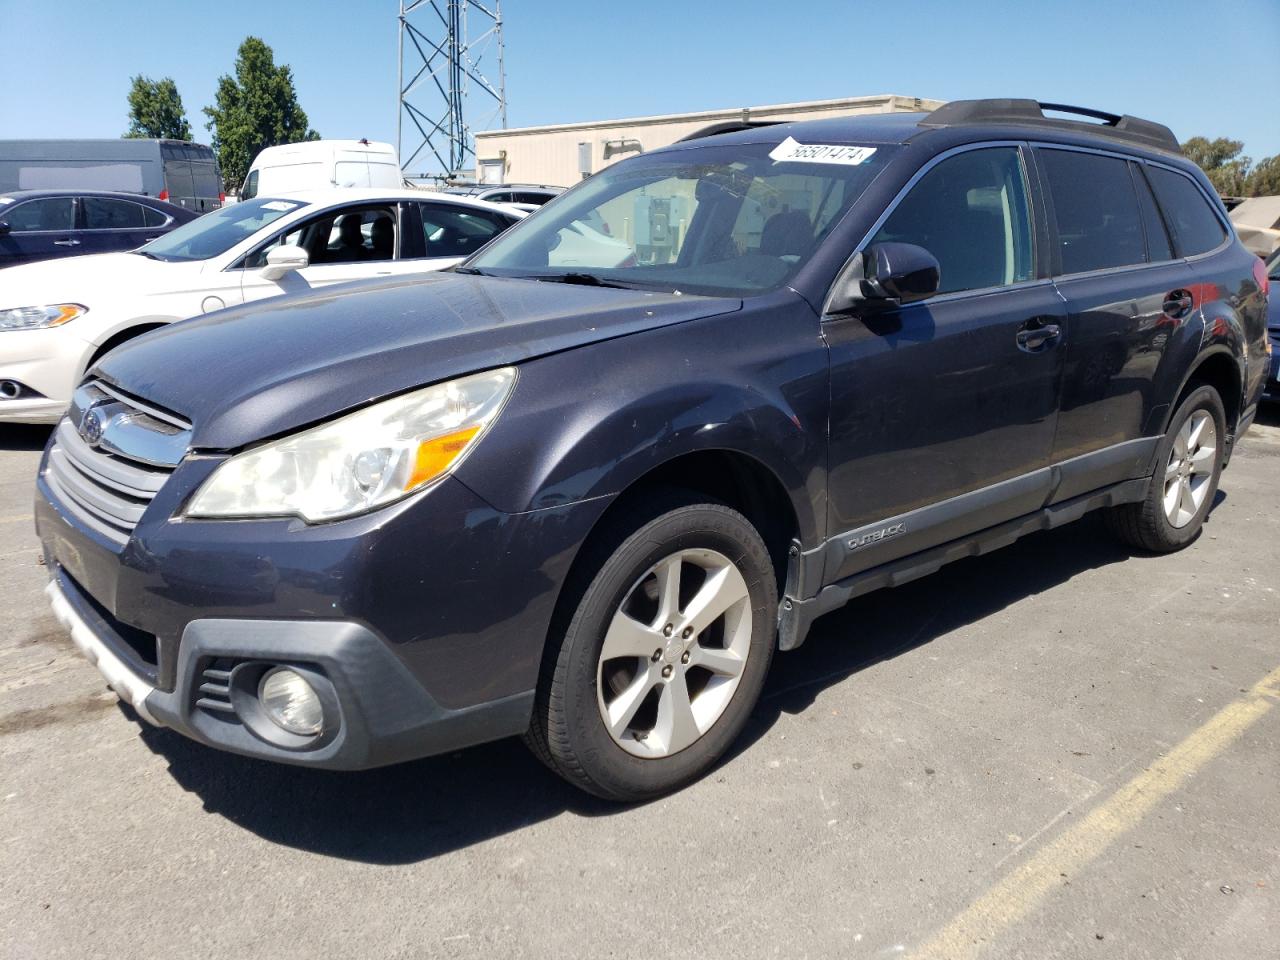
[
  {"xmin": 466, "ymin": 141, "xmax": 897, "ymax": 296},
  {"xmin": 138, "ymin": 197, "xmax": 310, "ymax": 262}
]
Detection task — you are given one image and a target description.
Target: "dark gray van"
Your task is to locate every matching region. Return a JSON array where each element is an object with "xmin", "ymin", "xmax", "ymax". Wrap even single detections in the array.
[{"xmin": 0, "ymin": 139, "xmax": 223, "ymax": 213}]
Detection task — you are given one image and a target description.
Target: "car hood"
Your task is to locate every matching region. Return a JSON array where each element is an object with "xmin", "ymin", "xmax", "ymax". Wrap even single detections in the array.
[
  {"xmin": 0, "ymin": 252, "xmax": 206, "ymax": 305},
  {"xmin": 96, "ymin": 272, "xmax": 742, "ymax": 449}
]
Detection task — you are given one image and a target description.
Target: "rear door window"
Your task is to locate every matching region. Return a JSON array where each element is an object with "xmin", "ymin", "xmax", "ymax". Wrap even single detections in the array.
[
  {"xmin": 4, "ymin": 197, "xmax": 75, "ymax": 231},
  {"xmin": 871, "ymin": 146, "xmax": 1034, "ymax": 294},
  {"xmin": 1039, "ymin": 149, "xmax": 1146, "ymax": 274},
  {"xmin": 417, "ymin": 203, "xmax": 509, "ymax": 258},
  {"xmin": 1146, "ymin": 167, "xmax": 1227, "ymax": 257},
  {"xmin": 81, "ymin": 197, "xmax": 147, "ymax": 230},
  {"xmin": 142, "ymin": 205, "xmax": 169, "ymax": 228}
]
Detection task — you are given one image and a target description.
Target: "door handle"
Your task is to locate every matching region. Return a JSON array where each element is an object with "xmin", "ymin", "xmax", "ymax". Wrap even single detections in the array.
[
  {"xmin": 53, "ymin": 239, "xmax": 81, "ymax": 247},
  {"xmin": 1162, "ymin": 289, "xmax": 1194, "ymax": 320},
  {"xmin": 1016, "ymin": 323, "xmax": 1061, "ymax": 352}
]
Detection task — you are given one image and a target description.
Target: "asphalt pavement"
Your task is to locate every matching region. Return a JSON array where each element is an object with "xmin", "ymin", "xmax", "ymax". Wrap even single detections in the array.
[{"xmin": 1, "ymin": 411, "xmax": 1277, "ymax": 960}]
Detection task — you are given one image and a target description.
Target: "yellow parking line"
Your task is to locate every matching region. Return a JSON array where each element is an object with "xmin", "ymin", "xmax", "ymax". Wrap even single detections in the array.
[{"xmin": 911, "ymin": 664, "xmax": 1280, "ymax": 960}]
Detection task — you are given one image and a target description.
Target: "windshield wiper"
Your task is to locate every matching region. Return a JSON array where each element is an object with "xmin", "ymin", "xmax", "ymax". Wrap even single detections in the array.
[
  {"xmin": 132, "ymin": 250, "xmax": 164, "ymax": 261},
  {"xmin": 453, "ymin": 265, "xmax": 487, "ymax": 275},
  {"xmin": 523, "ymin": 272, "xmax": 634, "ymax": 289}
]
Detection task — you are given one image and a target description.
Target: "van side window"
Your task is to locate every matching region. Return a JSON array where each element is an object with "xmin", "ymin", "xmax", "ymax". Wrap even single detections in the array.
[
  {"xmin": 241, "ymin": 170, "xmax": 258, "ymax": 201},
  {"xmin": 1039, "ymin": 149, "xmax": 1146, "ymax": 274},
  {"xmin": 871, "ymin": 147, "xmax": 1033, "ymax": 295},
  {"xmin": 1131, "ymin": 165, "xmax": 1173, "ymax": 263},
  {"xmin": 1146, "ymin": 167, "xmax": 1226, "ymax": 258}
]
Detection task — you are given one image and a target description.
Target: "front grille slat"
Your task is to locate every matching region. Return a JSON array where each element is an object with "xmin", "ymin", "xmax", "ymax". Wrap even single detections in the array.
[{"xmin": 45, "ymin": 381, "xmax": 189, "ymax": 546}]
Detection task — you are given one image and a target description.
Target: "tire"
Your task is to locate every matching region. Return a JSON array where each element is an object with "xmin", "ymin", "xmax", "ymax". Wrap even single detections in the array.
[
  {"xmin": 1105, "ymin": 384, "xmax": 1226, "ymax": 553},
  {"xmin": 526, "ymin": 496, "xmax": 778, "ymax": 802}
]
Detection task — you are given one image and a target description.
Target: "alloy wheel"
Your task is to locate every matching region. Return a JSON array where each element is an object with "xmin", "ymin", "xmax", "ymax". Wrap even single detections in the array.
[
  {"xmin": 596, "ymin": 548, "xmax": 752, "ymax": 758},
  {"xmin": 1163, "ymin": 410, "xmax": 1217, "ymax": 528}
]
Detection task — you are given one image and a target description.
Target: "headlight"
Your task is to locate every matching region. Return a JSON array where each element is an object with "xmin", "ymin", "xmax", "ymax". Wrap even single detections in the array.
[
  {"xmin": 187, "ymin": 367, "xmax": 516, "ymax": 522},
  {"xmin": 0, "ymin": 304, "xmax": 88, "ymax": 331}
]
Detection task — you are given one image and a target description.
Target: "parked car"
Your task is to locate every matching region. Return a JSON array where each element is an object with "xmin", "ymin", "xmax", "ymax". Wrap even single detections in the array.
[
  {"xmin": 240, "ymin": 140, "xmax": 402, "ymax": 200},
  {"xmin": 0, "ymin": 187, "xmax": 522, "ymax": 422},
  {"xmin": 1265, "ymin": 247, "xmax": 1279, "ymax": 400},
  {"xmin": 35, "ymin": 100, "xmax": 1268, "ymax": 801},
  {"xmin": 443, "ymin": 183, "xmax": 564, "ymax": 208},
  {"xmin": 0, "ymin": 190, "xmax": 195, "ymax": 268},
  {"xmin": 0, "ymin": 139, "xmax": 223, "ymax": 213}
]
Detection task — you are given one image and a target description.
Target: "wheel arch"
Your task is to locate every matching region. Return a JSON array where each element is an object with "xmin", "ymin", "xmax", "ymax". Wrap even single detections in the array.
[{"xmin": 1159, "ymin": 347, "xmax": 1243, "ymax": 438}]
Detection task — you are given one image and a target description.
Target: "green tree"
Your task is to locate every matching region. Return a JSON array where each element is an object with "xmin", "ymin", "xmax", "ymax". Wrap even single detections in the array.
[
  {"xmin": 124, "ymin": 75, "xmax": 192, "ymax": 140},
  {"xmin": 202, "ymin": 37, "xmax": 318, "ymax": 189},
  {"xmin": 1246, "ymin": 155, "xmax": 1280, "ymax": 197},
  {"xmin": 1180, "ymin": 136, "xmax": 1252, "ymax": 196}
]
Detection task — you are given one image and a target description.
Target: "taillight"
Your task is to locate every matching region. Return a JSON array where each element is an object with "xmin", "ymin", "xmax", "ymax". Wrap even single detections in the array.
[
  {"xmin": 1254, "ymin": 257, "xmax": 1269, "ymax": 299},
  {"xmin": 158, "ymin": 189, "xmax": 169, "ymax": 202},
  {"xmin": 218, "ymin": 192, "xmax": 226, "ymax": 203}
]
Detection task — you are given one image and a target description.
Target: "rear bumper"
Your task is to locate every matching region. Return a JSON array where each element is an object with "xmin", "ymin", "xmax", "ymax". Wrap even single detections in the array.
[{"xmin": 45, "ymin": 569, "xmax": 534, "ymax": 769}]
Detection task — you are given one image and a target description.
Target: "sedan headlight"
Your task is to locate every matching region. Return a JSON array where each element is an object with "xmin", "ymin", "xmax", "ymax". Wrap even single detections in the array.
[
  {"xmin": 0, "ymin": 304, "xmax": 88, "ymax": 331},
  {"xmin": 187, "ymin": 367, "xmax": 516, "ymax": 522}
]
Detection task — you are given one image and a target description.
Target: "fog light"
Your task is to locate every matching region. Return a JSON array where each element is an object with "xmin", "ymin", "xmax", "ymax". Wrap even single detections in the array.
[{"xmin": 259, "ymin": 667, "xmax": 324, "ymax": 736}]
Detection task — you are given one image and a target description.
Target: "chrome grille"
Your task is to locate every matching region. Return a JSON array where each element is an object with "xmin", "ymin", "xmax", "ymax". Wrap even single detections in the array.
[{"xmin": 45, "ymin": 381, "xmax": 191, "ymax": 545}]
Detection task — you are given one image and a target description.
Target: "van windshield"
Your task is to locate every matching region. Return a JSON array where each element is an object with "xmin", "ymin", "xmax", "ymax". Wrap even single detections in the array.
[
  {"xmin": 137, "ymin": 198, "xmax": 309, "ymax": 262},
  {"xmin": 465, "ymin": 140, "xmax": 898, "ymax": 296}
]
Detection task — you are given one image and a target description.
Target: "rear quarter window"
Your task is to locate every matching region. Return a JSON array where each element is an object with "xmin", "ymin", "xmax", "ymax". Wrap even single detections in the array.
[{"xmin": 1146, "ymin": 167, "xmax": 1227, "ymax": 257}]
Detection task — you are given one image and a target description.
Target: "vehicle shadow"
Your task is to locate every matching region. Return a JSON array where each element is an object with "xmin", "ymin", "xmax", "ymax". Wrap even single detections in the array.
[
  {"xmin": 0, "ymin": 424, "xmax": 53, "ymax": 452},
  {"xmin": 137, "ymin": 505, "xmax": 1221, "ymax": 865},
  {"xmin": 1254, "ymin": 403, "xmax": 1280, "ymax": 428}
]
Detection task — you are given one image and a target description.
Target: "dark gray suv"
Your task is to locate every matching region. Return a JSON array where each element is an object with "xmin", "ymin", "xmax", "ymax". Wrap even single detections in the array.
[{"xmin": 35, "ymin": 100, "xmax": 1270, "ymax": 800}]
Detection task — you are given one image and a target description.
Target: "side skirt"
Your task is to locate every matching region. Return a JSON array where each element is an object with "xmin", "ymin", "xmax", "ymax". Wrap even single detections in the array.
[{"xmin": 777, "ymin": 477, "xmax": 1147, "ymax": 651}]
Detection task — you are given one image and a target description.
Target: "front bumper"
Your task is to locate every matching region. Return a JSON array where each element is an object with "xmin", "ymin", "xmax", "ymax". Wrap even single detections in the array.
[
  {"xmin": 36, "ymin": 450, "xmax": 608, "ymax": 769},
  {"xmin": 45, "ymin": 571, "xmax": 533, "ymax": 768},
  {"xmin": 0, "ymin": 328, "xmax": 93, "ymax": 422}
]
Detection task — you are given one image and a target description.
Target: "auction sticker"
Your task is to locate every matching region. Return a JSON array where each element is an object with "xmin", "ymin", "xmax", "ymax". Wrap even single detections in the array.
[{"xmin": 769, "ymin": 136, "xmax": 877, "ymax": 166}]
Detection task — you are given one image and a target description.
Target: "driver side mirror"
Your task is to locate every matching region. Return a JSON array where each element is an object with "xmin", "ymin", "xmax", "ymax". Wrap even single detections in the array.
[
  {"xmin": 0, "ymin": 222, "xmax": 11, "ymax": 236},
  {"xmin": 826, "ymin": 242, "xmax": 941, "ymax": 315},
  {"xmin": 260, "ymin": 244, "xmax": 309, "ymax": 281}
]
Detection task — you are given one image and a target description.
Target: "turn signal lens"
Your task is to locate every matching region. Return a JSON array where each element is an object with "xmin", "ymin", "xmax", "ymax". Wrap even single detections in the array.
[{"xmin": 408, "ymin": 425, "xmax": 481, "ymax": 488}]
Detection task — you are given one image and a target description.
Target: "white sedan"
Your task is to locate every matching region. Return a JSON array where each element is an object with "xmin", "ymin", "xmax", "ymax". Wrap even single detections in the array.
[{"xmin": 0, "ymin": 187, "xmax": 524, "ymax": 423}]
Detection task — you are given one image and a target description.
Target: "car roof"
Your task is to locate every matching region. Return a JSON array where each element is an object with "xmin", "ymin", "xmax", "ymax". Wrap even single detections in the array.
[
  {"xmin": 660, "ymin": 104, "xmax": 1189, "ymax": 165},
  {"xmin": 257, "ymin": 186, "xmax": 527, "ymax": 216},
  {"xmin": 0, "ymin": 188, "xmax": 181, "ymax": 205}
]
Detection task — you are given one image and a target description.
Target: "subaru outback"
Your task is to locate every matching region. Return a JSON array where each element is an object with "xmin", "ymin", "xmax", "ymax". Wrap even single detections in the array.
[{"xmin": 35, "ymin": 99, "xmax": 1270, "ymax": 801}]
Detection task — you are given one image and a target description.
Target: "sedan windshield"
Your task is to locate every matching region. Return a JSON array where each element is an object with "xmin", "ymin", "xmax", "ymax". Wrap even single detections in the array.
[
  {"xmin": 138, "ymin": 198, "xmax": 310, "ymax": 262},
  {"xmin": 466, "ymin": 141, "xmax": 898, "ymax": 296}
]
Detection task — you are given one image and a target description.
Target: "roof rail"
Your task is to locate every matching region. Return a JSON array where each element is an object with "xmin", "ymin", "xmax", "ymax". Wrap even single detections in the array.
[
  {"xmin": 678, "ymin": 120, "xmax": 784, "ymax": 142},
  {"xmin": 919, "ymin": 99, "xmax": 1181, "ymax": 154}
]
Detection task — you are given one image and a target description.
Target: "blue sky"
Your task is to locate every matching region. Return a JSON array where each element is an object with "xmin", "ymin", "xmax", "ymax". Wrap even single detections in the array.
[{"xmin": 2, "ymin": 0, "xmax": 1278, "ymax": 172}]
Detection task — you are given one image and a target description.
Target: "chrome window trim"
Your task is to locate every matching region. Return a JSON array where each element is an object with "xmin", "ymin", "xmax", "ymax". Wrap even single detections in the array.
[{"xmin": 821, "ymin": 140, "xmax": 1038, "ymax": 317}]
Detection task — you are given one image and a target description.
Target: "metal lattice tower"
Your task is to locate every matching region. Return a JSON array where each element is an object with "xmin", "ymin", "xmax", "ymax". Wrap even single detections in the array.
[{"xmin": 397, "ymin": 0, "xmax": 507, "ymax": 182}]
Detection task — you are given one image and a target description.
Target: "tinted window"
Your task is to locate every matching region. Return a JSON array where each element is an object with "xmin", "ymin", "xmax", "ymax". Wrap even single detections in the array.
[
  {"xmin": 419, "ymin": 204, "xmax": 508, "ymax": 258},
  {"xmin": 872, "ymin": 147, "xmax": 1033, "ymax": 294},
  {"xmin": 241, "ymin": 170, "xmax": 259, "ymax": 200},
  {"xmin": 82, "ymin": 197, "xmax": 146, "ymax": 230},
  {"xmin": 470, "ymin": 141, "xmax": 898, "ymax": 296},
  {"xmin": 4, "ymin": 197, "xmax": 74, "ymax": 231},
  {"xmin": 1147, "ymin": 167, "xmax": 1227, "ymax": 257},
  {"xmin": 141, "ymin": 205, "xmax": 169, "ymax": 228},
  {"xmin": 514, "ymin": 191, "xmax": 553, "ymax": 205},
  {"xmin": 1040, "ymin": 149, "xmax": 1145, "ymax": 274},
  {"xmin": 1131, "ymin": 166, "xmax": 1173, "ymax": 262},
  {"xmin": 482, "ymin": 191, "xmax": 514, "ymax": 203}
]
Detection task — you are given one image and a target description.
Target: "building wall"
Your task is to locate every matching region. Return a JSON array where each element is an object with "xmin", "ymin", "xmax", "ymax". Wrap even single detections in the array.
[{"xmin": 473, "ymin": 94, "xmax": 943, "ymax": 188}]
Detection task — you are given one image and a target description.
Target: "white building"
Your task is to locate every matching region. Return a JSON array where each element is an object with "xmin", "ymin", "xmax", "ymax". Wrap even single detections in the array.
[{"xmin": 472, "ymin": 93, "xmax": 943, "ymax": 188}]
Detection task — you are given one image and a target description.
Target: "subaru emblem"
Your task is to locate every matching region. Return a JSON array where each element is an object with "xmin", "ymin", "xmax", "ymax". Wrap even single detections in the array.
[{"xmin": 79, "ymin": 409, "xmax": 105, "ymax": 446}]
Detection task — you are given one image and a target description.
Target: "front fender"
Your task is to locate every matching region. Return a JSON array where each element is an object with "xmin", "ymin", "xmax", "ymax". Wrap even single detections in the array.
[{"xmin": 455, "ymin": 292, "xmax": 830, "ymax": 549}]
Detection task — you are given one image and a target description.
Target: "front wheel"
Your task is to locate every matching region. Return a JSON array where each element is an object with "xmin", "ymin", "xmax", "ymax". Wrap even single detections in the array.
[
  {"xmin": 1106, "ymin": 385, "xmax": 1226, "ymax": 552},
  {"xmin": 526, "ymin": 499, "xmax": 777, "ymax": 801}
]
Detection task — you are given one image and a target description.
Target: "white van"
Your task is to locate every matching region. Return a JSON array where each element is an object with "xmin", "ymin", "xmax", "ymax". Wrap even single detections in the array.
[{"xmin": 240, "ymin": 140, "xmax": 402, "ymax": 199}]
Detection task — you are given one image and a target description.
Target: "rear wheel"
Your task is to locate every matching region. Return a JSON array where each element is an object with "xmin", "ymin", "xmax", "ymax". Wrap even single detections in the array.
[
  {"xmin": 526, "ymin": 499, "xmax": 777, "ymax": 801},
  {"xmin": 1106, "ymin": 385, "xmax": 1225, "ymax": 552}
]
